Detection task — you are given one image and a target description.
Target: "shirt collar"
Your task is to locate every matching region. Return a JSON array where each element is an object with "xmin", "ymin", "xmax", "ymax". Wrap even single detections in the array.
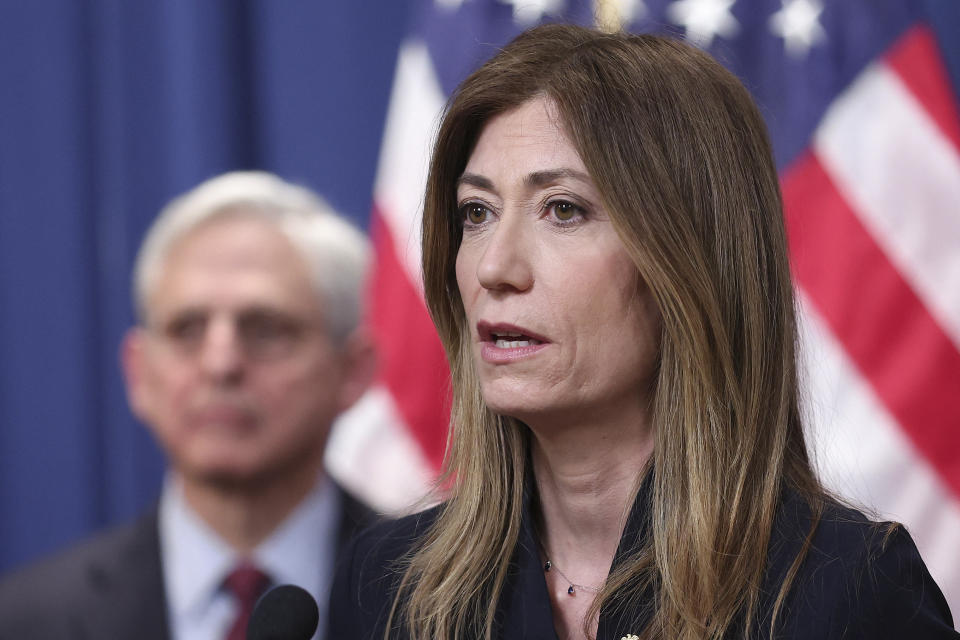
[
  {"xmin": 159, "ymin": 473, "xmax": 340, "ymax": 621},
  {"xmin": 252, "ymin": 475, "xmax": 339, "ymax": 606},
  {"xmin": 159, "ymin": 475, "xmax": 235, "ymax": 621}
]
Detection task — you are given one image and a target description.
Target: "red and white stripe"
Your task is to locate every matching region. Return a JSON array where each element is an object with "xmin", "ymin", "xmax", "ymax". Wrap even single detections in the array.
[
  {"xmin": 326, "ymin": 41, "xmax": 449, "ymax": 515},
  {"xmin": 786, "ymin": 25, "xmax": 960, "ymax": 613}
]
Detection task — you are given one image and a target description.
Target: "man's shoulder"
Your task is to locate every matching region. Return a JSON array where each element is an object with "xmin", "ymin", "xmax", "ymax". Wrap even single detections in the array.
[
  {"xmin": 0, "ymin": 510, "xmax": 166, "ymax": 638},
  {"xmin": 0, "ymin": 511, "xmax": 157, "ymax": 602}
]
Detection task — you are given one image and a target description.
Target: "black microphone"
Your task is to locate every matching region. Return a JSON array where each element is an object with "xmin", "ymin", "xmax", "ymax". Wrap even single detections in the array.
[{"xmin": 247, "ymin": 584, "xmax": 319, "ymax": 640}]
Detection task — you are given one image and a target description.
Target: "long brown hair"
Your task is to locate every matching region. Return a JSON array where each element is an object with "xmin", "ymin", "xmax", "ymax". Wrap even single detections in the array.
[{"xmin": 392, "ymin": 24, "xmax": 823, "ymax": 639}]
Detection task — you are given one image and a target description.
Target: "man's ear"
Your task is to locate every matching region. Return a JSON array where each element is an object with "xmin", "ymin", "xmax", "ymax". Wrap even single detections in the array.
[
  {"xmin": 336, "ymin": 326, "xmax": 378, "ymax": 413},
  {"xmin": 121, "ymin": 327, "xmax": 153, "ymax": 422}
]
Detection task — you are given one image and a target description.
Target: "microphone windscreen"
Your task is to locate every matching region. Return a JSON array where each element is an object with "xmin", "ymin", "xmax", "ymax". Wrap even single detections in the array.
[{"xmin": 247, "ymin": 584, "xmax": 319, "ymax": 640}]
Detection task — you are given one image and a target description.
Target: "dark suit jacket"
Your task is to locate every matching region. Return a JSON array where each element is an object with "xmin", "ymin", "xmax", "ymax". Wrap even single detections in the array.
[
  {"xmin": 0, "ymin": 483, "xmax": 375, "ymax": 640},
  {"xmin": 329, "ymin": 480, "xmax": 957, "ymax": 639}
]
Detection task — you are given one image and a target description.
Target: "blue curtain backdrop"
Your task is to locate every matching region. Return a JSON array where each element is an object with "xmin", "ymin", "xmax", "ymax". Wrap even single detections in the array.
[
  {"xmin": 0, "ymin": 0, "xmax": 410, "ymax": 573},
  {"xmin": 1, "ymin": 0, "xmax": 959, "ymax": 575}
]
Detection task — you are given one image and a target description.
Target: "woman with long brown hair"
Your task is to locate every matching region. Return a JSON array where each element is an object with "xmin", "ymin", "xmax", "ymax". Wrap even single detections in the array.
[{"xmin": 329, "ymin": 23, "xmax": 956, "ymax": 640}]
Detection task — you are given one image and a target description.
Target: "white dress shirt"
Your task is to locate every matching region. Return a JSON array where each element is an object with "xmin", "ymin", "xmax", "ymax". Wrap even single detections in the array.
[{"xmin": 158, "ymin": 473, "xmax": 339, "ymax": 640}]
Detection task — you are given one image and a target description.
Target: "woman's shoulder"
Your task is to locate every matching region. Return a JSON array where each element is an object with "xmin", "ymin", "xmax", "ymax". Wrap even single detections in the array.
[
  {"xmin": 349, "ymin": 502, "xmax": 443, "ymax": 564},
  {"xmin": 327, "ymin": 503, "xmax": 444, "ymax": 640},
  {"xmin": 763, "ymin": 488, "xmax": 957, "ymax": 638},
  {"xmin": 770, "ymin": 488, "xmax": 894, "ymax": 561}
]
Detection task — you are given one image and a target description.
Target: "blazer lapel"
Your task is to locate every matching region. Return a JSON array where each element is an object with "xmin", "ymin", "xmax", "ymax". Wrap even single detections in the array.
[
  {"xmin": 495, "ymin": 484, "xmax": 559, "ymax": 640},
  {"xmin": 596, "ymin": 475, "xmax": 655, "ymax": 640},
  {"xmin": 76, "ymin": 509, "xmax": 170, "ymax": 640},
  {"xmin": 334, "ymin": 483, "xmax": 378, "ymax": 555}
]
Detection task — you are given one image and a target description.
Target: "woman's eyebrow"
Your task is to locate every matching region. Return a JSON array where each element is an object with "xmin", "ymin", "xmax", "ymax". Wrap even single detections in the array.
[
  {"xmin": 524, "ymin": 168, "xmax": 591, "ymax": 187},
  {"xmin": 457, "ymin": 173, "xmax": 494, "ymax": 191},
  {"xmin": 458, "ymin": 168, "xmax": 592, "ymax": 192}
]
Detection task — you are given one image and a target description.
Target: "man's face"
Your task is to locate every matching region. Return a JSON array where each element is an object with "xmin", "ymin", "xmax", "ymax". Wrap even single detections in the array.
[{"xmin": 124, "ymin": 215, "xmax": 368, "ymax": 490}]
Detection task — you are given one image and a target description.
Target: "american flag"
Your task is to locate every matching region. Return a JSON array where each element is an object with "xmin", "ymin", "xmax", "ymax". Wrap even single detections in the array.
[{"xmin": 325, "ymin": 0, "xmax": 960, "ymax": 620}]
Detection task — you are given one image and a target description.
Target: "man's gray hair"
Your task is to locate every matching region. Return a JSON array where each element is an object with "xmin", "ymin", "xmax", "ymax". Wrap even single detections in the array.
[{"xmin": 134, "ymin": 171, "xmax": 370, "ymax": 343}]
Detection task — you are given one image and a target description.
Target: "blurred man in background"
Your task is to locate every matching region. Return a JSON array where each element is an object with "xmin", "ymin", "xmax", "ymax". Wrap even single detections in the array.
[{"xmin": 0, "ymin": 171, "xmax": 377, "ymax": 639}]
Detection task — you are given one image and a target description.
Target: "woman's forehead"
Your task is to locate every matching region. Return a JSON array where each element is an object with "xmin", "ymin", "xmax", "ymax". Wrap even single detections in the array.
[{"xmin": 462, "ymin": 98, "xmax": 586, "ymax": 182}]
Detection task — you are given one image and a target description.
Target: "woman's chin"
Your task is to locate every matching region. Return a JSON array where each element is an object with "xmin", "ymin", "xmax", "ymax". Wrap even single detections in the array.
[{"xmin": 482, "ymin": 392, "xmax": 566, "ymax": 426}]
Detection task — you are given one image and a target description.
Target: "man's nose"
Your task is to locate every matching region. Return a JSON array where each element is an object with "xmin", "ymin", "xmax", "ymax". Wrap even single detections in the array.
[
  {"xmin": 198, "ymin": 317, "xmax": 245, "ymax": 382},
  {"xmin": 476, "ymin": 211, "xmax": 534, "ymax": 293}
]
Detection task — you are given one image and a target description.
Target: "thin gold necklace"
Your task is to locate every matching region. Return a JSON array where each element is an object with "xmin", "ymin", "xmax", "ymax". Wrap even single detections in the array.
[{"xmin": 543, "ymin": 558, "xmax": 602, "ymax": 596}]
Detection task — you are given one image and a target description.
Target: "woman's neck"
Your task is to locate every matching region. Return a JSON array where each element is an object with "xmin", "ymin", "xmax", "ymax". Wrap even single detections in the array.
[
  {"xmin": 531, "ymin": 421, "xmax": 653, "ymax": 568},
  {"xmin": 528, "ymin": 413, "xmax": 654, "ymax": 640}
]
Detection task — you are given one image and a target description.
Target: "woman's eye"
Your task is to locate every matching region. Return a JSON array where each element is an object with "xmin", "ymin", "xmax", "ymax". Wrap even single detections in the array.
[
  {"xmin": 548, "ymin": 200, "xmax": 584, "ymax": 223},
  {"xmin": 461, "ymin": 203, "xmax": 490, "ymax": 226}
]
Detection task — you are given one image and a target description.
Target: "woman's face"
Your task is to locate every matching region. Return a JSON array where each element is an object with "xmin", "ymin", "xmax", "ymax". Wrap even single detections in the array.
[{"xmin": 455, "ymin": 97, "xmax": 661, "ymax": 428}]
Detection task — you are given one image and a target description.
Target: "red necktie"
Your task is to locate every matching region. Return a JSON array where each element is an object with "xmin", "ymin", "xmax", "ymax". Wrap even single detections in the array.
[{"xmin": 223, "ymin": 563, "xmax": 271, "ymax": 640}]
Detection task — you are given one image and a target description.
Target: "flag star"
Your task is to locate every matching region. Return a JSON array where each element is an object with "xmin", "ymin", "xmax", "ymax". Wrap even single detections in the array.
[
  {"xmin": 611, "ymin": 0, "xmax": 647, "ymax": 25},
  {"xmin": 666, "ymin": 0, "xmax": 739, "ymax": 48},
  {"xmin": 498, "ymin": 0, "xmax": 565, "ymax": 24},
  {"xmin": 596, "ymin": 0, "xmax": 647, "ymax": 31},
  {"xmin": 769, "ymin": 0, "xmax": 826, "ymax": 59}
]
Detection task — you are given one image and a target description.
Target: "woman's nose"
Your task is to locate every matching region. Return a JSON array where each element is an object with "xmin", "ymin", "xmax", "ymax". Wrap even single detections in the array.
[{"xmin": 476, "ymin": 214, "xmax": 534, "ymax": 293}]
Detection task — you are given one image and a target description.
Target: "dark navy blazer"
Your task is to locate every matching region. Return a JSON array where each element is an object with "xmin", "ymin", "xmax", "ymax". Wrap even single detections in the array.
[
  {"xmin": 0, "ymin": 484, "xmax": 375, "ymax": 640},
  {"xmin": 329, "ymin": 480, "xmax": 957, "ymax": 639}
]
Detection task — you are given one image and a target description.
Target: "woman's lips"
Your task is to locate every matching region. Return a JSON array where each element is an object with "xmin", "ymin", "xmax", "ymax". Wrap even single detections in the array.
[{"xmin": 477, "ymin": 321, "xmax": 550, "ymax": 363}]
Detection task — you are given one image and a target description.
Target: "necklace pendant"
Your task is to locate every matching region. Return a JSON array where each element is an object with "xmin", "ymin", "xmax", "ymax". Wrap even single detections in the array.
[{"xmin": 567, "ymin": 585, "xmax": 575, "ymax": 595}]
